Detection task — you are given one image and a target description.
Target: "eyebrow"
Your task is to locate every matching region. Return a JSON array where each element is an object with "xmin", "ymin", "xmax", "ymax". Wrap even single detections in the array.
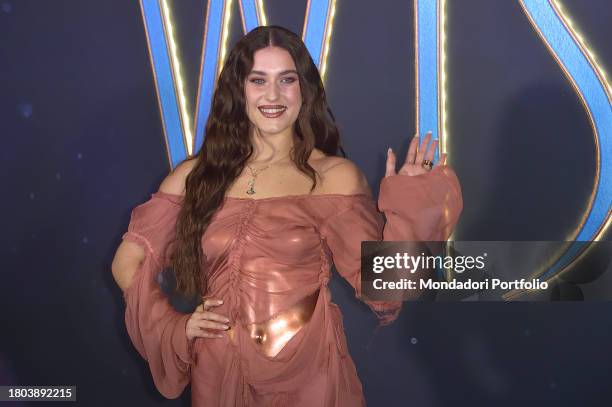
[{"xmin": 249, "ymin": 70, "xmax": 298, "ymax": 76}]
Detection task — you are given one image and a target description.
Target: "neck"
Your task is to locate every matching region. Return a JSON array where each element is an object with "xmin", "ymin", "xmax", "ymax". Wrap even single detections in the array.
[{"xmin": 249, "ymin": 126, "xmax": 297, "ymax": 163}]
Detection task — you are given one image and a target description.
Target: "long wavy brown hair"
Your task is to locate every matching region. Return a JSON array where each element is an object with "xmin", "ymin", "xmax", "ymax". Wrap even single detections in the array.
[{"xmin": 169, "ymin": 26, "xmax": 345, "ymax": 302}]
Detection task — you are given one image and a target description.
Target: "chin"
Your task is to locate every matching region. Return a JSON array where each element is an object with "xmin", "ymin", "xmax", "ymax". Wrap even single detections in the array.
[{"xmin": 256, "ymin": 123, "xmax": 293, "ymax": 136}]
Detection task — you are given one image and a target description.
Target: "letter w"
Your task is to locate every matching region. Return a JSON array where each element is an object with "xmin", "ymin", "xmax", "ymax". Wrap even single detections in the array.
[{"xmin": 139, "ymin": 0, "xmax": 337, "ymax": 168}]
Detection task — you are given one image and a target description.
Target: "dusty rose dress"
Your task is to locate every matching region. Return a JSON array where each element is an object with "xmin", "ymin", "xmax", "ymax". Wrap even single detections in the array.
[{"xmin": 121, "ymin": 165, "xmax": 462, "ymax": 406}]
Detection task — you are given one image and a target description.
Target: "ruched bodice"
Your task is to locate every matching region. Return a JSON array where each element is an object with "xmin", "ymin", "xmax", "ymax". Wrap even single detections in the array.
[
  {"xmin": 121, "ymin": 166, "xmax": 463, "ymax": 406},
  {"xmin": 202, "ymin": 195, "xmax": 337, "ymax": 326}
]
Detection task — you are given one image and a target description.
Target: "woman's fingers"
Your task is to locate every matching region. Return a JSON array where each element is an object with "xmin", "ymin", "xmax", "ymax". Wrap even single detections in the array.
[
  {"xmin": 423, "ymin": 138, "xmax": 438, "ymax": 163},
  {"xmin": 202, "ymin": 297, "xmax": 223, "ymax": 311},
  {"xmin": 192, "ymin": 317, "xmax": 229, "ymax": 340},
  {"xmin": 196, "ymin": 298, "xmax": 229, "ymax": 324},
  {"xmin": 438, "ymin": 153, "xmax": 447, "ymax": 166},
  {"xmin": 406, "ymin": 134, "xmax": 419, "ymax": 165},
  {"xmin": 390, "ymin": 131, "xmax": 445, "ymax": 177},
  {"xmin": 187, "ymin": 322, "xmax": 223, "ymax": 339},
  {"xmin": 197, "ymin": 319, "xmax": 229, "ymax": 331},
  {"xmin": 198, "ymin": 310, "xmax": 230, "ymax": 324},
  {"xmin": 186, "ymin": 297, "xmax": 230, "ymax": 340},
  {"xmin": 187, "ymin": 313, "xmax": 229, "ymax": 340},
  {"xmin": 385, "ymin": 148, "xmax": 397, "ymax": 177},
  {"xmin": 415, "ymin": 132, "xmax": 431, "ymax": 164}
]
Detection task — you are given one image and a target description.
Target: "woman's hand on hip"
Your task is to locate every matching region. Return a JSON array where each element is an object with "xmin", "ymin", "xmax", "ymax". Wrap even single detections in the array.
[{"xmin": 186, "ymin": 297, "xmax": 230, "ymax": 340}]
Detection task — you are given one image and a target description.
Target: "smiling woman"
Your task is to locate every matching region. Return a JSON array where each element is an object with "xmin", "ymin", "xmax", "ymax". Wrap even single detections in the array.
[
  {"xmin": 244, "ymin": 47, "xmax": 301, "ymax": 130},
  {"xmin": 112, "ymin": 25, "xmax": 462, "ymax": 406}
]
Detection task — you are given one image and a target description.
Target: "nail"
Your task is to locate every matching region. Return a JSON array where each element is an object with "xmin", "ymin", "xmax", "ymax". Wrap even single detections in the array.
[
  {"xmin": 224, "ymin": 318, "xmax": 230, "ymax": 323},
  {"xmin": 218, "ymin": 300, "xmax": 223, "ymax": 304},
  {"xmin": 387, "ymin": 147, "xmax": 392, "ymax": 155}
]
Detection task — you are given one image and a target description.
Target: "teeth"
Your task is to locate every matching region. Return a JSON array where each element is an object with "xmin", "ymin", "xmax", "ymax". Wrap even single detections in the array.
[{"xmin": 260, "ymin": 107, "xmax": 286, "ymax": 114}]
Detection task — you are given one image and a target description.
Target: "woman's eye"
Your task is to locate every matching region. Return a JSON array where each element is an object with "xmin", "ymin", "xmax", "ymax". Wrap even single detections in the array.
[{"xmin": 249, "ymin": 77, "xmax": 296, "ymax": 85}]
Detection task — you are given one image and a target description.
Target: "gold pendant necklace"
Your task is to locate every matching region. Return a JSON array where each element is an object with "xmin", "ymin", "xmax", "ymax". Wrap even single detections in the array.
[
  {"xmin": 246, "ymin": 164, "xmax": 268, "ymax": 195},
  {"xmin": 245, "ymin": 154, "xmax": 290, "ymax": 195}
]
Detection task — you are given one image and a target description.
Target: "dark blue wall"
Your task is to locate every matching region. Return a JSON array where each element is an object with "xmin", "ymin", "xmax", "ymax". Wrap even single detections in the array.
[{"xmin": 1, "ymin": 1, "xmax": 611, "ymax": 406}]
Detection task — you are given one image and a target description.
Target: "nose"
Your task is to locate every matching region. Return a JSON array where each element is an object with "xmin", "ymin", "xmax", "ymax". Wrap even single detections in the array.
[{"xmin": 264, "ymin": 81, "xmax": 280, "ymax": 101}]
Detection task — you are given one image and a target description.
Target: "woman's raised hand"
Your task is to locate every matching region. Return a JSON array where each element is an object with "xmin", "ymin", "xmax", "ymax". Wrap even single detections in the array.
[
  {"xmin": 385, "ymin": 132, "xmax": 447, "ymax": 177},
  {"xmin": 186, "ymin": 297, "xmax": 230, "ymax": 340}
]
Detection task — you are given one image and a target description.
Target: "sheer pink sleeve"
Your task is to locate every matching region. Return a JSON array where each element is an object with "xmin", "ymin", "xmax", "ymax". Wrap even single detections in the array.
[
  {"xmin": 378, "ymin": 165, "xmax": 463, "ymax": 242},
  {"xmin": 320, "ymin": 165, "xmax": 463, "ymax": 326},
  {"xmin": 121, "ymin": 191, "xmax": 192, "ymax": 399},
  {"xmin": 321, "ymin": 196, "xmax": 402, "ymax": 325}
]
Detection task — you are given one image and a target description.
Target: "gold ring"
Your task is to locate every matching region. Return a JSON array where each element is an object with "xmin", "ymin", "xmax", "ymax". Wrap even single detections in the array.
[{"xmin": 422, "ymin": 159, "xmax": 433, "ymax": 171}]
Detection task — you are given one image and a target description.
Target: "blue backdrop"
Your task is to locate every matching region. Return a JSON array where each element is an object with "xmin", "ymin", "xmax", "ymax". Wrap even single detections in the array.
[{"xmin": 1, "ymin": 0, "xmax": 611, "ymax": 406}]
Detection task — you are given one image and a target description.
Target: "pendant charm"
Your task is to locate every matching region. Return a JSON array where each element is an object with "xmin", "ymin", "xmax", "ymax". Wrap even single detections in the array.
[{"xmin": 246, "ymin": 179, "xmax": 256, "ymax": 195}]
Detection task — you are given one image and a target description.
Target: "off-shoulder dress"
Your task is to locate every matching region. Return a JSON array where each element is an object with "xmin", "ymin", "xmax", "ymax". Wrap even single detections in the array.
[{"xmin": 121, "ymin": 165, "xmax": 463, "ymax": 406}]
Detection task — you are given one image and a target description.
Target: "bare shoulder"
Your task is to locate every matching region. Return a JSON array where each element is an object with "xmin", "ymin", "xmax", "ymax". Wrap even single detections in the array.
[
  {"xmin": 316, "ymin": 155, "xmax": 371, "ymax": 196},
  {"xmin": 158, "ymin": 157, "xmax": 199, "ymax": 196}
]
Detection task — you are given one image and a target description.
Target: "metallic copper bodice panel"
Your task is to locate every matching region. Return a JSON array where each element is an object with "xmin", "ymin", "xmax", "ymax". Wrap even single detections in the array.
[{"xmin": 228, "ymin": 289, "xmax": 319, "ymax": 358}]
